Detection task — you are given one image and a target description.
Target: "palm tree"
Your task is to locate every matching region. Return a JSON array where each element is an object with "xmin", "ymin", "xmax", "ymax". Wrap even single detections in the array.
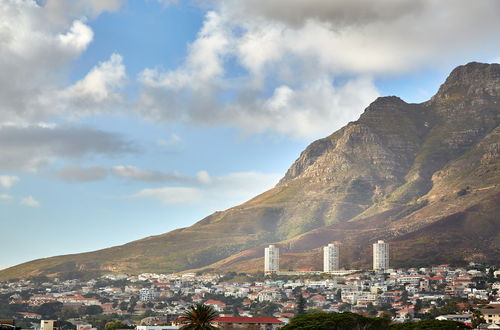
[{"xmin": 180, "ymin": 304, "xmax": 219, "ymax": 330}]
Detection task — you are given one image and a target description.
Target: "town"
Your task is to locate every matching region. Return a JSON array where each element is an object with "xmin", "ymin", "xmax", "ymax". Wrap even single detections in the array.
[{"xmin": 0, "ymin": 255, "xmax": 499, "ymax": 329}]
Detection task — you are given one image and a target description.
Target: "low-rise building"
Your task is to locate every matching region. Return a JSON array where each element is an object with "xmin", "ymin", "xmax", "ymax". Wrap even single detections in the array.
[
  {"xmin": 213, "ymin": 316, "xmax": 283, "ymax": 329},
  {"xmin": 480, "ymin": 308, "xmax": 500, "ymax": 325}
]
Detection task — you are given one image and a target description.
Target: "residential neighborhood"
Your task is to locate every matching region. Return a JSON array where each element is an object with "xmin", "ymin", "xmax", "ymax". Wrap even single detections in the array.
[{"xmin": 1, "ymin": 263, "xmax": 499, "ymax": 329}]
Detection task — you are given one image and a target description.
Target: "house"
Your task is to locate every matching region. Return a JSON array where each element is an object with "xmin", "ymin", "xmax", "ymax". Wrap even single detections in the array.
[
  {"xmin": 480, "ymin": 308, "xmax": 500, "ymax": 325},
  {"xmin": 205, "ymin": 300, "xmax": 227, "ymax": 312},
  {"xmin": 16, "ymin": 312, "xmax": 42, "ymax": 320},
  {"xmin": 212, "ymin": 316, "xmax": 283, "ymax": 329},
  {"xmin": 435, "ymin": 313, "xmax": 472, "ymax": 326},
  {"xmin": 136, "ymin": 326, "xmax": 179, "ymax": 330}
]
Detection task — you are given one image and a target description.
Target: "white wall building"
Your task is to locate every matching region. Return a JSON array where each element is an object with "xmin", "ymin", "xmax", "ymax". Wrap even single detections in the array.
[
  {"xmin": 264, "ymin": 245, "xmax": 279, "ymax": 273},
  {"xmin": 323, "ymin": 243, "xmax": 340, "ymax": 272},
  {"xmin": 373, "ymin": 240, "xmax": 389, "ymax": 270},
  {"xmin": 140, "ymin": 288, "xmax": 159, "ymax": 301},
  {"xmin": 137, "ymin": 327, "xmax": 179, "ymax": 330},
  {"xmin": 41, "ymin": 320, "xmax": 57, "ymax": 330}
]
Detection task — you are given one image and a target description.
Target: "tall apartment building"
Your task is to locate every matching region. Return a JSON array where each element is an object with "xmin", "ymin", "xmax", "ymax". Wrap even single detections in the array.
[
  {"xmin": 323, "ymin": 243, "xmax": 340, "ymax": 272},
  {"xmin": 373, "ymin": 240, "xmax": 390, "ymax": 270},
  {"xmin": 264, "ymin": 245, "xmax": 279, "ymax": 273}
]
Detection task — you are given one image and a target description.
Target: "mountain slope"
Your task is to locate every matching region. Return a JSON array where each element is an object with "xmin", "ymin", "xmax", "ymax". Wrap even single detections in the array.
[{"xmin": 1, "ymin": 62, "xmax": 499, "ymax": 280}]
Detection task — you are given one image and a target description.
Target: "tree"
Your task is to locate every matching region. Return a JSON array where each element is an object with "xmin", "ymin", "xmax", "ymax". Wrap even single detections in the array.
[
  {"xmin": 401, "ymin": 289, "xmax": 409, "ymax": 306},
  {"xmin": 118, "ymin": 302, "xmax": 128, "ymax": 311},
  {"xmin": 414, "ymin": 299, "xmax": 422, "ymax": 314},
  {"xmin": 366, "ymin": 302, "xmax": 378, "ymax": 316},
  {"xmin": 127, "ymin": 296, "xmax": 138, "ymax": 313},
  {"xmin": 335, "ymin": 288, "xmax": 342, "ymax": 301},
  {"xmin": 84, "ymin": 305, "xmax": 103, "ymax": 316},
  {"xmin": 282, "ymin": 311, "xmax": 390, "ymax": 330},
  {"xmin": 389, "ymin": 319, "xmax": 469, "ymax": 329},
  {"xmin": 104, "ymin": 321, "xmax": 134, "ymax": 330},
  {"xmin": 36, "ymin": 302, "xmax": 63, "ymax": 319},
  {"xmin": 142, "ymin": 309, "xmax": 155, "ymax": 318},
  {"xmin": 180, "ymin": 304, "xmax": 219, "ymax": 330},
  {"xmin": 472, "ymin": 309, "xmax": 485, "ymax": 328},
  {"xmin": 296, "ymin": 295, "xmax": 306, "ymax": 315}
]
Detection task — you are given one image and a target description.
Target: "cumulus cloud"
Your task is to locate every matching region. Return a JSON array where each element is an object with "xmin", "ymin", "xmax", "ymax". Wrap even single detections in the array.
[
  {"xmin": 138, "ymin": 0, "xmax": 500, "ymax": 139},
  {"xmin": 59, "ymin": 54, "xmax": 127, "ymax": 118},
  {"xmin": 129, "ymin": 170, "xmax": 281, "ymax": 206},
  {"xmin": 20, "ymin": 196, "xmax": 41, "ymax": 207},
  {"xmin": 0, "ymin": 175, "xmax": 20, "ymax": 188},
  {"xmin": 0, "ymin": 0, "xmax": 124, "ymax": 125},
  {"xmin": 0, "ymin": 124, "xmax": 135, "ymax": 172}
]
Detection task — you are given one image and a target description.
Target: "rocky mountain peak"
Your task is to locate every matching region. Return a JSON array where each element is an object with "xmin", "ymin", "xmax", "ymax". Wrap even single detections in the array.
[
  {"xmin": 365, "ymin": 96, "xmax": 406, "ymax": 109},
  {"xmin": 433, "ymin": 62, "xmax": 500, "ymax": 101}
]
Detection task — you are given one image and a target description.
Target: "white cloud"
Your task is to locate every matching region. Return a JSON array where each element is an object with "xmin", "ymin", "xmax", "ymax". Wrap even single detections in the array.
[
  {"xmin": 58, "ymin": 20, "xmax": 94, "ymax": 54},
  {"xmin": 21, "ymin": 196, "xmax": 41, "ymax": 207},
  {"xmin": 0, "ymin": 175, "xmax": 20, "ymax": 188},
  {"xmin": 112, "ymin": 165, "xmax": 189, "ymax": 183},
  {"xmin": 129, "ymin": 170, "xmax": 281, "ymax": 207},
  {"xmin": 131, "ymin": 187, "xmax": 203, "ymax": 205},
  {"xmin": 0, "ymin": 194, "xmax": 13, "ymax": 201},
  {"xmin": 59, "ymin": 54, "xmax": 127, "ymax": 117},
  {"xmin": 196, "ymin": 170, "xmax": 212, "ymax": 185},
  {"xmin": 0, "ymin": 0, "xmax": 124, "ymax": 125}
]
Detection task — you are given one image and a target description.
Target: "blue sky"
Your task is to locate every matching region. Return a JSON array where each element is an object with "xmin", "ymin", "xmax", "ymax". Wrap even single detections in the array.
[{"xmin": 1, "ymin": 0, "xmax": 499, "ymax": 270}]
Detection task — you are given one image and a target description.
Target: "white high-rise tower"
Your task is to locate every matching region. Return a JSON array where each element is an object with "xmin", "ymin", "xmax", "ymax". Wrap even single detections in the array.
[
  {"xmin": 373, "ymin": 240, "xmax": 389, "ymax": 270},
  {"xmin": 264, "ymin": 245, "xmax": 279, "ymax": 273},
  {"xmin": 323, "ymin": 243, "xmax": 340, "ymax": 272}
]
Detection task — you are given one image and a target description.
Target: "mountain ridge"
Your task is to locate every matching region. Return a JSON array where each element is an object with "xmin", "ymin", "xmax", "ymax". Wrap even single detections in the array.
[{"xmin": 1, "ymin": 62, "xmax": 499, "ymax": 280}]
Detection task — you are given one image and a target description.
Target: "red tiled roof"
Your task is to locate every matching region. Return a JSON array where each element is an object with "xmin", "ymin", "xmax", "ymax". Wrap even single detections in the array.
[
  {"xmin": 214, "ymin": 317, "xmax": 282, "ymax": 324},
  {"xmin": 205, "ymin": 299, "xmax": 226, "ymax": 306},
  {"xmin": 427, "ymin": 276, "xmax": 445, "ymax": 280}
]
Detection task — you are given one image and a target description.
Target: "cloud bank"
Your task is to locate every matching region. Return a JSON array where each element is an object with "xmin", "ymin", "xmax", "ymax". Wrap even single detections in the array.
[
  {"xmin": 0, "ymin": 124, "xmax": 135, "ymax": 172},
  {"xmin": 138, "ymin": 0, "xmax": 500, "ymax": 139}
]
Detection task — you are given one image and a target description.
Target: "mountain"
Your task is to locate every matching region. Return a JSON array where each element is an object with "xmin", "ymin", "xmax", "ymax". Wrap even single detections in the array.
[{"xmin": 1, "ymin": 62, "xmax": 499, "ymax": 280}]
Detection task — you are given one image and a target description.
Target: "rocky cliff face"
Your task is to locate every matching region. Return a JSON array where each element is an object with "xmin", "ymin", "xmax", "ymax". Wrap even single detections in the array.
[{"xmin": 1, "ymin": 62, "xmax": 499, "ymax": 280}]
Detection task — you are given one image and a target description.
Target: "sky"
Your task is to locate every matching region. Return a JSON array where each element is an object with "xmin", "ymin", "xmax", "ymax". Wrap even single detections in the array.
[{"xmin": 1, "ymin": 0, "xmax": 500, "ymax": 270}]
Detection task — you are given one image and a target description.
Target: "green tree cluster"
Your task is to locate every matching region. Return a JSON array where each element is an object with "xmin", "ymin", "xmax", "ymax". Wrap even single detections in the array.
[
  {"xmin": 390, "ymin": 319, "xmax": 470, "ymax": 329},
  {"xmin": 283, "ymin": 312, "xmax": 471, "ymax": 330},
  {"xmin": 104, "ymin": 321, "xmax": 134, "ymax": 330},
  {"xmin": 281, "ymin": 311, "xmax": 390, "ymax": 330}
]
